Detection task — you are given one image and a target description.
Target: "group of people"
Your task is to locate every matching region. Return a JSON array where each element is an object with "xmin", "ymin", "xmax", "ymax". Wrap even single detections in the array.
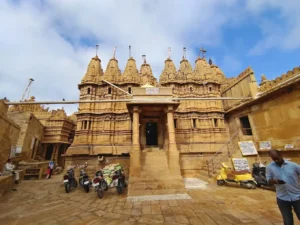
[{"xmin": 2, "ymin": 159, "xmax": 56, "ymax": 182}]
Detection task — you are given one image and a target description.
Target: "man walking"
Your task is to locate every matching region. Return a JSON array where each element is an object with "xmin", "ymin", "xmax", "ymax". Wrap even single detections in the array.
[{"xmin": 266, "ymin": 149, "xmax": 300, "ymax": 225}]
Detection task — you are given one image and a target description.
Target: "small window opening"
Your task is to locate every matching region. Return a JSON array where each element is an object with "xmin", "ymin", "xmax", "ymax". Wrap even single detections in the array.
[
  {"xmin": 189, "ymin": 87, "xmax": 193, "ymax": 92},
  {"xmin": 240, "ymin": 116, "xmax": 252, "ymax": 135},
  {"xmin": 108, "ymin": 87, "xmax": 112, "ymax": 94},
  {"xmin": 213, "ymin": 118, "xmax": 218, "ymax": 127},
  {"xmin": 128, "ymin": 87, "xmax": 132, "ymax": 94},
  {"xmin": 174, "ymin": 119, "xmax": 177, "ymax": 129},
  {"xmin": 192, "ymin": 119, "xmax": 196, "ymax": 128},
  {"xmin": 209, "ymin": 87, "xmax": 212, "ymax": 92},
  {"xmin": 87, "ymin": 88, "xmax": 91, "ymax": 94},
  {"xmin": 84, "ymin": 121, "xmax": 87, "ymax": 129}
]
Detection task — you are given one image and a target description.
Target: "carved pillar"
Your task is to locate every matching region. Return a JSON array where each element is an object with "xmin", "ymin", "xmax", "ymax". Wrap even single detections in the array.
[
  {"xmin": 130, "ymin": 106, "xmax": 141, "ymax": 176},
  {"xmin": 166, "ymin": 105, "xmax": 181, "ymax": 176}
]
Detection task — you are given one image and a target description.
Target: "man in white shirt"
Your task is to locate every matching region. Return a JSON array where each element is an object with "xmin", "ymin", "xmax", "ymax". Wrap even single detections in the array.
[{"xmin": 5, "ymin": 159, "xmax": 19, "ymax": 184}]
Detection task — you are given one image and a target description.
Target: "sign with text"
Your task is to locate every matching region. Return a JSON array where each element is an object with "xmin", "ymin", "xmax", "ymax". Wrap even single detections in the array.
[
  {"xmin": 146, "ymin": 88, "xmax": 159, "ymax": 95},
  {"xmin": 238, "ymin": 141, "xmax": 258, "ymax": 156},
  {"xmin": 259, "ymin": 141, "xmax": 271, "ymax": 150},
  {"xmin": 284, "ymin": 144, "xmax": 294, "ymax": 149},
  {"xmin": 232, "ymin": 158, "xmax": 250, "ymax": 171}
]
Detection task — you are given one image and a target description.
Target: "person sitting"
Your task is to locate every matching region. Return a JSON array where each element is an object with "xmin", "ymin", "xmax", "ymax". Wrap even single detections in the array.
[{"xmin": 4, "ymin": 159, "xmax": 19, "ymax": 184}]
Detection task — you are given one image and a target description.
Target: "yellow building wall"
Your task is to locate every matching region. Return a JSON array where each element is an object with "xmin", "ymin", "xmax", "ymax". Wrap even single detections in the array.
[
  {"xmin": 8, "ymin": 112, "xmax": 44, "ymax": 160},
  {"xmin": 0, "ymin": 101, "xmax": 20, "ymax": 169}
]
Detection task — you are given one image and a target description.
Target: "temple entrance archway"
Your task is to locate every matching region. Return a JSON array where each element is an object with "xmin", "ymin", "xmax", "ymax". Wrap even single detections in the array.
[{"xmin": 146, "ymin": 122, "xmax": 158, "ymax": 146}]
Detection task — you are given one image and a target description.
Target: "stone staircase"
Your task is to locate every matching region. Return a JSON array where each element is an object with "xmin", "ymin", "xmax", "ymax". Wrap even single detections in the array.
[
  {"xmin": 206, "ymin": 129, "xmax": 241, "ymax": 178},
  {"xmin": 128, "ymin": 148, "xmax": 186, "ymax": 197}
]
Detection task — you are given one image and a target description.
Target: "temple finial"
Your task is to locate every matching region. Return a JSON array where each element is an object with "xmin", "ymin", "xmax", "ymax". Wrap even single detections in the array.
[
  {"xmin": 142, "ymin": 55, "xmax": 146, "ymax": 63},
  {"xmin": 168, "ymin": 47, "xmax": 171, "ymax": 59},
  {"xmin": 129, "ymin": 45, "xmax": 131, "ymax": 58},
  {"xmin": 96, "ymin": 44, "xmax": 99, "ymax": 56},
  {"xmin": 113, "ymin": 47, "xmax": 116, "ymax": 59},
  {"xmin": 200, "ymin": 47, "xmax": 207, "ymax": 59},
  {"xmin": 183, "ymin": 47, "xmax": 186, "ymax": 59}
]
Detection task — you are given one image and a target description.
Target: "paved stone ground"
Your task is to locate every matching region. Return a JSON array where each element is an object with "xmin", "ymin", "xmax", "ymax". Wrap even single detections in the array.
[{"xmin": 0, "ymin": 175, "xmax": 289, "ymax": 225}]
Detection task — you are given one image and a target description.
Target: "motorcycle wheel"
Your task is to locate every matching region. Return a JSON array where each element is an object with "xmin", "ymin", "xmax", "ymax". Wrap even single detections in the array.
[
  {"xmin": 101, "ymin": 179, "xmax": 108, "ymax": 191},
  {"xmin": 97, "ymin": 189, "xmax": 104, "ymax": 199},
  {"xmin": 65, "ymin": 183, "xmax": 70, "ymax": 193},
  {"xmin": 117, "ymin": 180, "xmax": 124, "ymax": 194},
  {"xmin": 84, "ymin": 185, "xmax": 89, "ymax": 193},
  {"xmin": 73, "ymin": 180, "xmax": 78, "ymax": 188},
  {"xmin": 217, "ymin": 180, "xmax": 225, "ymax": 186}
]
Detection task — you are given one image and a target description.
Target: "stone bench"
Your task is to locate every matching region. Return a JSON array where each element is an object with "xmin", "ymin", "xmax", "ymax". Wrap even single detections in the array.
[{"xmin": 0, "ymin": 169, "xmax": 25, "ymax": 198}]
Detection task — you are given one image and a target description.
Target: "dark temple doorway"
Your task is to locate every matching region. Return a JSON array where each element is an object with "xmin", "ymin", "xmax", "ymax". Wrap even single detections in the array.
[{"xmin": 146, "ymin": 122, "xmax": 158, "ymax": 146}]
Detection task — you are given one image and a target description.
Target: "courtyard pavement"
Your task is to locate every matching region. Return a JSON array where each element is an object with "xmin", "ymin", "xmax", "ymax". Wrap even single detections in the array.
[{"xmin": 0, "ymin": 175, "xmax": 288, "ymax": 225}]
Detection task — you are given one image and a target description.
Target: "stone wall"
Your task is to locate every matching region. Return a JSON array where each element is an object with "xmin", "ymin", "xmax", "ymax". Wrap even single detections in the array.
[
  {"xmin": 225, "ymin": 77, "xmax": 300, "ymax": 164},
  {"xmin": 221, "ymin": 67, "xmax": 258, "ymax": 111},
  {"xmin": 0, "ymin": 101, "xmax": 20, "ymax": 170},
  {"xmin": 8, "ymin": 112, "xmax": 44, "ymax": 160}
]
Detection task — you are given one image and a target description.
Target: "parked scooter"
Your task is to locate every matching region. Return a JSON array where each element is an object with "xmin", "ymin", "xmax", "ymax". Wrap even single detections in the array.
[
  {"xmin": 252, "ymin": 161, "xmax": 275, "ymax": 191},
  {"xmin": 78, "ymin": 164, "xmax": 91, "ymax": 193},
  {"xmin": 217, "ymin": 163, "xmax": 257, "ymax": 189},
  {"xmin": 92, "ymin": 170, "xmax": 108, "ymax": 199},
  {"xmin": 63, "ymin": 167, "xmax": 77, "ymax": 193},
  {"xmin": 105, "ymin": 169, "xmax": 127, "ymax": 194}
]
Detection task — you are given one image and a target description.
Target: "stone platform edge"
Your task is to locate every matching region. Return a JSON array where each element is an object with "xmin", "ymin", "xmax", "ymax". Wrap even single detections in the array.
[{"xmin": 126, "ymin": 193, "xmax": 192, "ymax": 202}]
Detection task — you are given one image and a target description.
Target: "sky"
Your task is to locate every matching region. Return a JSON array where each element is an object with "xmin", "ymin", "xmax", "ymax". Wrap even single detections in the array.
[{"xmin": 0, "ymin": 0, "xmax": 299, "ymax": 114}]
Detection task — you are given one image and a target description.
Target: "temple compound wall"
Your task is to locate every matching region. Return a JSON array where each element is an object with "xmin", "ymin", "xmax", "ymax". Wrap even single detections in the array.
[
  {"xmin": 7, "ymin": 98, "xmax": 76, "ymax": 167},
  {"xmin": 8, "ymin": 112, "xmax": 44, "ymax": 160},
  {"xmin": 0, "ymin": 100, "xmax": 20, "ymax": 170},
  {"xmin": 225, "ymin": 66, "xmax": 300, "ymax": 165}
]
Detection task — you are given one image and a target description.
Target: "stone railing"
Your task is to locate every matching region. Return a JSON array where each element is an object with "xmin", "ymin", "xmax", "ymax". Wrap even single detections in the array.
[
  {"xmin": 259, "ymin": 67, "xmax": 300, "ymax": 92},
  {"xmin": 206, "ymin": 129, "xmax": 241, "ymax": 178}
]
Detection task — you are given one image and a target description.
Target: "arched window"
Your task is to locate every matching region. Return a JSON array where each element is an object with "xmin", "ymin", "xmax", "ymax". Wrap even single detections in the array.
[
  {"xmin": 209, "ymin": 87, "xmax": 212, "ymax": 92},
  {"xmin": 189, "ymin": 87, "xmax": 193, "ymax": 92},
  {"xmin": 87, "ymin": 88, "xmax": 91, "ymax": 94},
  {"xmin": 108, "ymin": 87, "xmax": 112, "ymax": 94}
]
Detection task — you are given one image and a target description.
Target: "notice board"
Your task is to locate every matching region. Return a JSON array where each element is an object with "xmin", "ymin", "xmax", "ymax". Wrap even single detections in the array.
[
  {"xmin": 232, "ymin": 158, "xmax": 250, "ymax": 171},
  {"xmin": 146, "ymin": 88, "xmax": 159, "ymax": 95},
  {"xmin": 259, "ymin": 141, "xmax": 272, "ymax": 150},
  {"xmin": 238, "ymin": 141, "xmax": 258, "ymax": 156}
]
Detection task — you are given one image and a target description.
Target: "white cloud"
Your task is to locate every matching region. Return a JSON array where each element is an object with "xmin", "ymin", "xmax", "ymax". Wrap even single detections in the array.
[
  {"xmin": 246, "ymin": 0, "xmax": 300, "ymax": 54},
  {"xmin": 0, "ymin": 0, "xmax": 298, "ymax": 114},
  {"xmin": 0, "ymin": 0, "xmax": 243, "ymax": 114}
]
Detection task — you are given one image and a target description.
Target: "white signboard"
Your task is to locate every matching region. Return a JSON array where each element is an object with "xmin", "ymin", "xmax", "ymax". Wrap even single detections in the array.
[
  {"xmin": 259, "ymin": 141, "xmax": 271, "ymax": 150},
  {"xmin": 232, "ymin": 158, "xmax": 250, "ymax": 171},
  {"xmin": 16, "ymin": 146, "xmax": 22, "ymax": 153},
  {"xmin": 284, "ymin": 144, "xmax": 294, "ymax": 149},
  {"xmin": 146, "ymin": 88, "xmax": 159, "ymax": 95},
  {"xmin": 238, "ymin": 141, "xmax": 258, "ymax": 156}
]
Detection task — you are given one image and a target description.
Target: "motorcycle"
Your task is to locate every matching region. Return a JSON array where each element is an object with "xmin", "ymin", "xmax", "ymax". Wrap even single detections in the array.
[
  {"xmin": 92, "ymin": 170, "xmax": 108, "ymax": 199},
  {"xmin": 105, "ymin": 169, "xmax": 127, "ymax": 194},
  {"xmin": 217, "ymin": 163, "xmax": 257, "ymax": 189},
  {"xmin": 63, "ymin": 167, "xmax": 77, "ymax": 193},
  {"xmin": 252, "ymin": 161, "xmax": 275, "ymax": 191},
  {"xmin": 78, "ymin": 166, "xmax": 91, "ymax": 193}
]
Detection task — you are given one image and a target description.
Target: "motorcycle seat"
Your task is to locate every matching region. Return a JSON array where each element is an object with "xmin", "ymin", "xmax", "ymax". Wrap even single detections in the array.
[{"xmin": 230, "ymin": 170, "xmax": 250, "ymax": 175}]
